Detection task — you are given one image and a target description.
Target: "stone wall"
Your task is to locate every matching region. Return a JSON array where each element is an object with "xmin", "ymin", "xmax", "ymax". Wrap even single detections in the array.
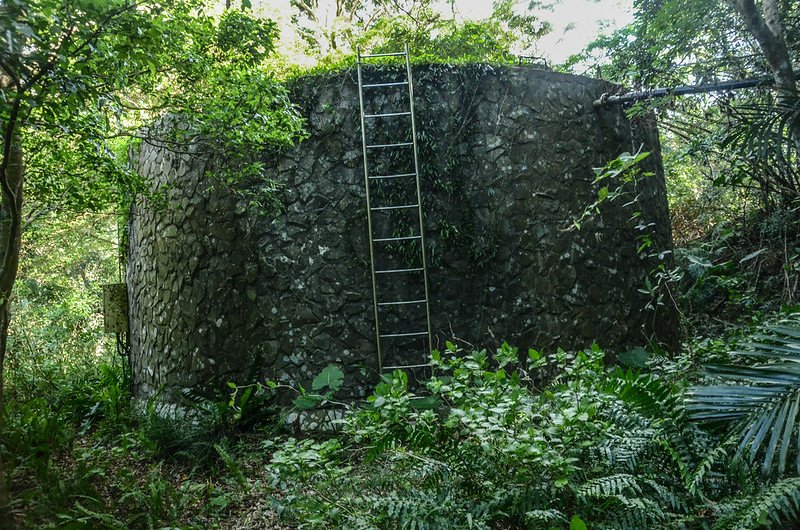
[{"xmin": 127, "ymin": 64, "xmax": 678, "ymax": 401}]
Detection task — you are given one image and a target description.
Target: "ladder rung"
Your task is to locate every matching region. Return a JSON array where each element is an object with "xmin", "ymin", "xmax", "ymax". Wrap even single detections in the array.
[
  {"xmin": 378, "ymin": 299, "xmax": 426, "ymax": 306},
  {"xmin": 365, "ymin": 112, "xmax": 411, "ymax": 118},
  {"xmin": 384, "ymin": 363, "xmax": 431, "ymax": 370},
  {"xmin": 369, "ymin": 172, "xmax": 416, "ymax": 180},
  {"xmin": 373, "ymin": 235, "xmax": 421, "ymax": 242},
  {"xmin": 366, "ymin": 142, "xmax": 413, "ymax": 149},
  {"xmin": 381, "ymin": 331, "xmax": 428, "ymax": 338},
  {"xmin": 361, "ymin": 52, "xmax": 406, "ymax": 58},
  {"xmin": 376, "ymin": 267, "xmax": 424, "ymax": 274},
  {"xmin": 371, "ymin": 204, "xmax": 418, "ymax": 211},
  {"xmin": 362, "ymin": 81, "xmax": 409, "ymax": 88}
]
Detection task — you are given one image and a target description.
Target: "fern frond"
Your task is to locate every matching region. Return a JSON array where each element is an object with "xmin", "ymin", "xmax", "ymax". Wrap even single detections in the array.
[
  {"xmin": 576, "ymin": 473, "xmax": 641, "ymax": 499},
  {"xmin": 686, "ymin": 445, "xmax": 729, "ymax": 497},
  {"xmin": 619, "ymin": 495, "xmax": 671, "ymax": 526},
  {"xmin": 641, "ymin": 477, "xmax": 686, "ymax": 513},
  {"xmin": 714, "ymin": 477, "xmax": 800, "ymax": 530},
  {"xmin": 526, "ymin": 508, "xmax": 567, "ymax": 526},
  {"xmin": 69, "ymin": 501, "xmax": 128, "ymax": 530},
  {"xmin": 599, "ymin": 495, "xmax": 665, "ymax": 530},
  {"xmin": 612, "ymin": 371, "xmax": 684, "ymax": 421},
  {"xmin": 597, "ymin": 429, "xmax": 658, "ymax": 470},
  {"xmin": 214, "ymin": 443, "xmax": 249, "ymax": 489}
]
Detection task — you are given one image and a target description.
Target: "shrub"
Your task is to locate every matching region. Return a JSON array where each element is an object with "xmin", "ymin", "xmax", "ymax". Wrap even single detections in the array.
[{"xmin": 266, "ymin": 343, "xmax": 714, "ymax": 529}]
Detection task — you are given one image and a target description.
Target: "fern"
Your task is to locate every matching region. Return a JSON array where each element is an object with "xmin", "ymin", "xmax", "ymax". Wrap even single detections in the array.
[
  {"xmin": 214, "ymin": 442, "xmax": 249, "ymax": 490},
  {"xmin": 526, "ymin": 508, "xmax": 567, "ymax": 526},
  {"xmin": 686, "ymin": 445, "xmax": 729, "ymax": 497},
  {"xmin": 577, "ymin": 473, "xmax": 642, "ymax": 499},
  {"xmin": 574, "ymin": 473, "xmax": 682, "ymax": 529},
  {"xmin": 714, "ymin": 477, "xmax": 800, "ymax": 530},
  {"xmin": 264, "ymin": 343, "xmax": 773, "ymax": 529},
  {"xmin": 61, "ymin": 501, "xmax": 128, "ymax": 530},
  {"xmin": 612, "ymin": 495, "xmax": 670, "ymax": 529},
  {"xmin": 596, "ymin": 428, "xmax": 659, "ymax": 470},
  {"xmin": 611, "ymin": 370, "xmax": 685, "ymax": 421},
  {"xmin": 496, "ymin": 484, "xmax": 545, "ymax": 522},
  {"xmin": 371, "ymin": 488, "xmax": 492, "ymax": 530},
  {"xmin": 641, "ymin": 477, "xmax": 687, "ymax": 513}
]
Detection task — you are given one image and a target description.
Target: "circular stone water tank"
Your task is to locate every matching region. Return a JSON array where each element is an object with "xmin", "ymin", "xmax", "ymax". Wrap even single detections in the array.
[{"xmin": 127, "ymin": 64, "xmax": 678, "ymax": 401}]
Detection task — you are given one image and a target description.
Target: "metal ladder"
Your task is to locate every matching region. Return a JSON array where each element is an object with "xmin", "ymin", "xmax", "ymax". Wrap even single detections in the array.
[{"xmin": 356, "ymin": 44, "xmax": 432, "ymax": 372}]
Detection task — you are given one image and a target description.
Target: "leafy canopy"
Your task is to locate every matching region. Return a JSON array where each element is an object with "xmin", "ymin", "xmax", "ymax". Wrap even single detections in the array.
[
  {"xmin": 283, "ymin": 0, "xmax": 550, "ymax": 71},
  {"xmin": 565, "ymin": 0, "xmax": 800, "ymax": 209},
  {"xmin": 1, "ymin": 0, "xmax": 306, "ymax": 218}
]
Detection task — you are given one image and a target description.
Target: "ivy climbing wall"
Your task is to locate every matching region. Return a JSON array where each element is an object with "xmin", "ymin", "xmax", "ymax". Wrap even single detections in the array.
[{"xmin": 127, "ymin": 64, "xmax": 678, "ymax": 401}]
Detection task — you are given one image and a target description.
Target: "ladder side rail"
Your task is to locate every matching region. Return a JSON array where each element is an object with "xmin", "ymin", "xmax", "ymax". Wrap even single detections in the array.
[
  {"xmin": 405, "ymin": 43, "xmax": 434, "ymax": 358},
  {"xmin": 356, "ymin": 47, "xmax": 385, "ymax": 372}
]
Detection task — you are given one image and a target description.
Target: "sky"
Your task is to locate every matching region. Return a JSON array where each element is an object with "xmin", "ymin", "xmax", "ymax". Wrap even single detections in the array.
[
  {"xmin": 255, "ymin": 0, "xmax": 635, "ymax": 65},
  {"xmin": 446, "ymin": 0, "xmax": 634, "ymax": 63}
]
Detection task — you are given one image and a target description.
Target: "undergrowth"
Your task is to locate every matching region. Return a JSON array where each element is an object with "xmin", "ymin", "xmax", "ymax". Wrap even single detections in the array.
[
  {"xmin": 5, "ymin": 325, "xmax": 800, "ymax": 528},
  {"xmin": 265, "ymin": 341, "xmax": 800, "ymax": 530}
]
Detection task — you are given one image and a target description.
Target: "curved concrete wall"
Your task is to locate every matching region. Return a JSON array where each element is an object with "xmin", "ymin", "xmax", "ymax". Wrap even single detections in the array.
[{"xmin": 127, "ymin": 64, "xmax": 678, "ymax": 400}]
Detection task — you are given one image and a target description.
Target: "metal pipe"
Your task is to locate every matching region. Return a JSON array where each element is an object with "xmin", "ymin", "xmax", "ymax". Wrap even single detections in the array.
[{"xmin": 593, "ymin": 77, "xmax": 774, "ymax": 107}]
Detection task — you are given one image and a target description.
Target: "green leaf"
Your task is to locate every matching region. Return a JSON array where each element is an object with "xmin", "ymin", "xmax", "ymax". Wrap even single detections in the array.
[
  {"xmin": 618, "ymin": 347, "xmax": 649, "ymax": 368},
  {"xmin": 687, "ymin": 255, "xmax": 712, "ymax": 268},
  {"xmin": 293, "ymin": 394, "xmax": 323, "ymax": 410},
  {"xmin": 312, "ymin": 365, "xmax": 344, "ymax": 392},
  {"xmin": 410, "ymin": 396, "xmax": 439, "ymax": 410},
  {"xmin": 740, "ymin": 248, "xmax": 767, "ymax": 263},
  {"xmin": 569, "ymin": 515, "xmax": 588, "ymax": 530}
]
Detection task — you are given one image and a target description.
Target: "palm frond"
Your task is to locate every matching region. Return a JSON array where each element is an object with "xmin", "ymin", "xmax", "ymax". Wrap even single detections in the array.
[
  {"xmin": 688, "ymin": 320, "xmax": 800, "ymax": 474},
  {"xmin": 719, "ymin": 91, "xmax": 800, "ymax": 202}
]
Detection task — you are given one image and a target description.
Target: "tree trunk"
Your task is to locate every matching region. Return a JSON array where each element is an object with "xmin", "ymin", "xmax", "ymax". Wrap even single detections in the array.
[
  {"xmin": 730, "ymin": 0, "xmax": 795, "ymax": 90},
  {"xmin": 0, "ymin": 126, "xmax": 24, "ymax": 522},
  {"xmin": 0, "ymin": 297, "xmax": 11, "ymax": 516},
  {"xmin": 729, "ymin": 0, "xmax": 800, "ymax": 148}
]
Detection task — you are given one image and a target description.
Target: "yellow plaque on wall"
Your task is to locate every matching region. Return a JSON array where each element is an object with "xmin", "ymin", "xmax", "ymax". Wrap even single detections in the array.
[{"xmin": 102, "ymin": 283, "xmax": 128, "ymax": 334}]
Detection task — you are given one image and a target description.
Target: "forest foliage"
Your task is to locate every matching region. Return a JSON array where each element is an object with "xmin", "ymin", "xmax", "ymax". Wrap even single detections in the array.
[{"xmin": 2, "ymin": 0, "xmax": 800, "ymax": 528}]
